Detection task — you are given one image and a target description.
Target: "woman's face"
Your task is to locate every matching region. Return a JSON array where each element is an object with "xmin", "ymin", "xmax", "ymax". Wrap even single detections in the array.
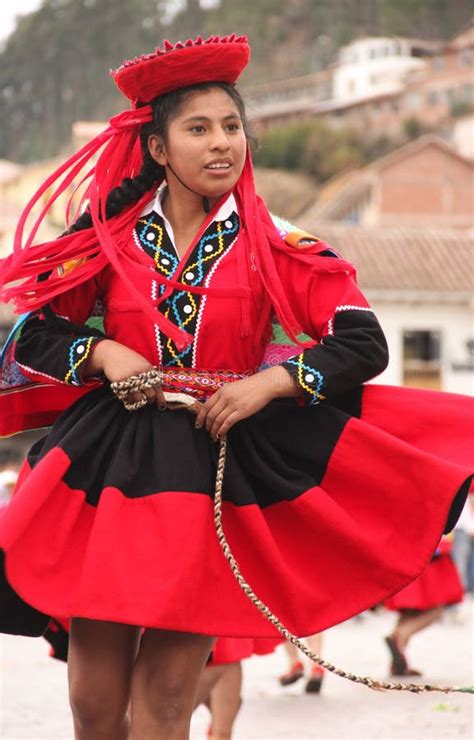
[{"xmin": 148, "ymin": 87, "xmax": 247, "ymax": 201}]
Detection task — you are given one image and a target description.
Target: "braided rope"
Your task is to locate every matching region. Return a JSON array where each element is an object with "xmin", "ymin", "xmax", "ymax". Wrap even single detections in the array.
[
  {"xmin": 111, "ymin": 373, "xmax": 473, "ymax": 695},
  {"xmin": 110, "ymin": 368, "xmax": 164, "ymax": 410},
  {"xmin": 213, "ymin": 436, "xmax": 474, "ymax": 695}
]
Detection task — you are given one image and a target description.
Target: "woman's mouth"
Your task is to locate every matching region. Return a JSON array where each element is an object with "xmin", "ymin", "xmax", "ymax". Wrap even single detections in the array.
[{"xmin": 204, "ymin": 160, "xmax": 233, "ymax": 173}]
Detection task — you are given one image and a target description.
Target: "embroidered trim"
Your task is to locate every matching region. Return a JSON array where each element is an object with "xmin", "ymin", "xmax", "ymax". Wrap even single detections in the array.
[
  {"xmin": 335, "ymin": 305, "xmax": 373, "ymax": 313},
  {"xmin": 192, "ymin": 230, "xmax": 240, "ymax": 367},
  {"xmin": 325, "ymin": 305, "xmax": 373, "ymax": 336},
  {"xmin": 134, "ymin": 211, "xmax": 240, "ymax": 369},
  {"xmin": 135, "ymin": 214, "xmax": 179, "ymax": 288},
  {"xmin": 16, "ymin": 361, "xmax": 66, "ymax": 386},
  {"xmin": 151, "ymin": 280, "xmax": 163, "ymax": 366},
  {"xmin": 64, "ymin": 337, "xmax": 97, "ymax": 386},
  {"xmin": 283, "ymin": 353, "xmax": 326, "ymax": 406}
]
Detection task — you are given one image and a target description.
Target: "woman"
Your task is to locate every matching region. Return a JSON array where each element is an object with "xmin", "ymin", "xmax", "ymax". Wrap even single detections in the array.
[
  {"xmin": 0, "ymin": 35, "xmax": 472, "ymax": 740},
  {"xmin": 384, "ymin": 535, "xmax": 464, "ymax": 677}
]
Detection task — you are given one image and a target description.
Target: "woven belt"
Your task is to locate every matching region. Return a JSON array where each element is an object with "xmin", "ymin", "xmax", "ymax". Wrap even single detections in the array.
[{"xmin": 159, "ymin": 367, "xmax": 252, "ymax": 400}]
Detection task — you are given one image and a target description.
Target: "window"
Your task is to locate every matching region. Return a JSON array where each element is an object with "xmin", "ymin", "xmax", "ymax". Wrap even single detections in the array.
[{"xmin": 403, "ymin": 330, "xmax": 441, "ymax": 389}]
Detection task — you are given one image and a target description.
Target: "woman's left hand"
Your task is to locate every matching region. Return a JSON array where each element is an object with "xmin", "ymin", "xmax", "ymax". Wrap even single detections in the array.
[{"xmin": 194, "ymin": 366, "xmax": 300, "ymax": 441}]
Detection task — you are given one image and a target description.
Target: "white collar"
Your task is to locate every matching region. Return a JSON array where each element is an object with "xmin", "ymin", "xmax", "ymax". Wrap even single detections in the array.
[{"xmin": 140, "ymin": 183, "xmax": 238, "ymax": 248}]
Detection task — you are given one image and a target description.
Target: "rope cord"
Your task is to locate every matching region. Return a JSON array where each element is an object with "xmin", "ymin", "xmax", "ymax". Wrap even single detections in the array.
[
  {"xmin": 111, "ymin": 369, "xmax": 473, "ymax": 695},
  {"xmin": 213, "ymin": 437, "xmax": 473, "ymax": 696}
]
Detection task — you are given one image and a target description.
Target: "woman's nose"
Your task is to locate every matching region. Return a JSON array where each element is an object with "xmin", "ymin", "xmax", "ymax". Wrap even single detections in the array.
[{"xmin": 209, "ymin": 128, "xmax": 230, "ymax": 150}]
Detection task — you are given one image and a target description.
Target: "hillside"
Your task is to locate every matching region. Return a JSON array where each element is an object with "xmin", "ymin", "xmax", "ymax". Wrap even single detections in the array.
[{"xmin": 0, "ymin": 0, "xmax": 471, "ymax": 162}]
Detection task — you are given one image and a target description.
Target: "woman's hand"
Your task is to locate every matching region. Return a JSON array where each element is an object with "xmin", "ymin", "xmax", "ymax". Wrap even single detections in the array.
[
  {"xmin": 85, "ymin": 339, "xmax": 167, "ymax": 409},
  {"xmin": 194, "ymin": 365, "xmax": 301, "ymax": 441}
]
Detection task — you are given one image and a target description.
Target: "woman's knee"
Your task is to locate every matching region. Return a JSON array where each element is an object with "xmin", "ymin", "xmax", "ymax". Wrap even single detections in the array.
[
  {"xmin": 131, "ymin": 630, "xmax": 215, "ymax": 725},
  {"xmin": 68, "ymin": 618, "xmax": 139, "ymax": 730},
  {"xmin": 133, "ymin": 662, "xmax": 193, "ymax": 713},
  {"xmin": 69, "ymin": 682, "xmax": 129, "ymax": 729}
]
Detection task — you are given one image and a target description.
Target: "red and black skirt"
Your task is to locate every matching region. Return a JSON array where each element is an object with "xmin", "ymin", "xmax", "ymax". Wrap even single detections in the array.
[
  {"xmin": 384, "ymin": 553, "xmax": 464, "ymax": 612},
  {"xmin": 0, "ymin": 383, "xmax": 471, "ymax": 639}
]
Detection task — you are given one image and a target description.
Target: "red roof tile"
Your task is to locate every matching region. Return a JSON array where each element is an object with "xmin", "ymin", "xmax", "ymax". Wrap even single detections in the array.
[{"xmin": 296, "ymin": 222, "xmax": 474, "ymax": 295}]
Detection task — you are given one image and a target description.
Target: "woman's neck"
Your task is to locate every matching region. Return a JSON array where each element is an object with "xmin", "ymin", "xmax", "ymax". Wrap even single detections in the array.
[
  {"xmin": 161, "ymin": 184, "xmax": 220, "ymax": 260},
  {"xmin": 161, "ymin": 182, "xmax": 219, "ymax": 237}
]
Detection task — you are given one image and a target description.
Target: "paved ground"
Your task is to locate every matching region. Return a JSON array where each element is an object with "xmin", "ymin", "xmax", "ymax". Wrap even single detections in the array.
[{"xmin": 1, "ymin": 602, "xmax": 472, "ymax": 739}]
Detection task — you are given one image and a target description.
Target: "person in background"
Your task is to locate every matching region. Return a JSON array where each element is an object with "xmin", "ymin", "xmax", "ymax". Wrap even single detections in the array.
[
  {"xmin": 452, "ymin": 486, "xmax": 474, "ymax": 595},
  {"xmin": 384, "ymin": 534, "xmax": 464, "ymax": 676},
  {"xmin": 278, "ymin": 635, "xmax": 325, "ymax": 693}
]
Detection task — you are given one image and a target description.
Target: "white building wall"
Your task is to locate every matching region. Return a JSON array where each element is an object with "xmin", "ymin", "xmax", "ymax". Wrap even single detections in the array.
[
  {"xmin": 451, "ymin": 114, "xmax": 474, "ymax": 160},
  {"xmin": 369, "ymin": 299, "xmax": 474, "ymax": 395},
  {"xmin": 334, "ymin": 37, "xmax": 426, "ymax": 102}
]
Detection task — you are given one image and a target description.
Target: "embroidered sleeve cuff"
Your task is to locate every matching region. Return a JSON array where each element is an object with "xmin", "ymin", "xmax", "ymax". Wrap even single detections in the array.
[
  {"xmin": 281, "ymin": 353, "xmax": 326, "ymax": 406},
  {"xmin": 64, "ymin": 336, "xmax": 105, "ymax": 387}
]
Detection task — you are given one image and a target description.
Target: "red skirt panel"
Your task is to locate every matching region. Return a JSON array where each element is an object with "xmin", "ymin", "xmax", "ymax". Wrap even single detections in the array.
[
  {"xmin": 384, "ymin": 554, "xmax": 464, "ymax": 611},
  {"xmin": 209, "ymin": 637, "xmax": 281, "ymax": 666}
]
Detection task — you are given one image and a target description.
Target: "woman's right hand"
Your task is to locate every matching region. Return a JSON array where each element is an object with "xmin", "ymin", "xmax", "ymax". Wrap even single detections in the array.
[{"xmin": 85, "ymin": 339, "xmax": 167, "ymax": 409}]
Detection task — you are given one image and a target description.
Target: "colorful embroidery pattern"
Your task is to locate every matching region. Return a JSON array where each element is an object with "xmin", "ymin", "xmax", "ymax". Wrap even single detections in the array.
[
  {"xmin": 160, "ymin": 367, "xmax": 250, "ymax": 400},
  {"xmin": 134, "ymin": 210, "xmax": 240, "ymax": 368},
  {"xmin": 135, "ymin": 213, "xmax": 179, "ymax": 294},
  {"xmin": 64, "ymin": 337, "xmax": 97, "ymax": 385},
  {"xmin": 282, "ymin": 353, "xmax": 326, "ymax": 406}
]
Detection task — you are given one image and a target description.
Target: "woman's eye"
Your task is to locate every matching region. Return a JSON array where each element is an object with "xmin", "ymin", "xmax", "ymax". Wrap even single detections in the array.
[
  {"xmin": 190, "ymin": 125, "xmax": 206, "ymax": 133},
  {"xmin": 226, "ymin": 123, "xmax": 240, "ymax": 132}
]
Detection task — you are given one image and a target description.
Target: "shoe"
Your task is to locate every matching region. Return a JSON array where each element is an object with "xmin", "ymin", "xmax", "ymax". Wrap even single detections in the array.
[
  {"xmin": 390, "ymin": 661, "xmax": 423, "ymax": 677},
  {"xmin": 384, "ymin": 635, "xmax": 407, "ymax": 675},
  {"xmin": 305, "ymin": 665, "xmax": 325, "ymax": 694},
  {"xmin": 279, "ymin": 660, "xmax": 304, "ymax": 686}
]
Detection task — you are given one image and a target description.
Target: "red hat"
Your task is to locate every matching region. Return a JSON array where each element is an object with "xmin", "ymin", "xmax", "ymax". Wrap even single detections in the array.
[{"xmin": 112, "ymin": 34, "xmax": 250, "ymax": 104}]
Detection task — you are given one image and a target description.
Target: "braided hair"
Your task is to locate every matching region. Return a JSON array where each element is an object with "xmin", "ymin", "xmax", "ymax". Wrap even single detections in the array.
[{"xmin": 66, "ymin": 82, "xmax": 254, "ymax": 235}]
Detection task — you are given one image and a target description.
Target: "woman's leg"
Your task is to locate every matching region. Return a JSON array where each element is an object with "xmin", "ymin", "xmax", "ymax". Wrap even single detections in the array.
[
  {"xmin": 194, "ymin": 664, "xmax": 226, "ymax": 708},
  {"xmin": 304, "ymin": 633, "xmax": 325, "ymax": 693},
  {"xmin": 278, "ymin": 640, "xmax": 304, "ymax": 685},
  {"xmin": 130, "ymin": 628, "xmax": 215, "ymax": 740},
  {"xmin": 68, "ymin": 617, "xmax": 141, "ymax": 740},
  {"xmin": 394, "ymin": 607, "xmax": 443, "ymax": 650},
  {"xmin": 208, "ymin": 662, "xmax": 243, "ymax": 740},
  {"xmin": 306, "ymin": 632, "xmax": 323, "ymax": 657}
]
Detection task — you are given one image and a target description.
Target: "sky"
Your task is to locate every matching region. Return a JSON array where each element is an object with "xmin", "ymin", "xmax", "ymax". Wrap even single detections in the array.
[{"xmin": 0, "ymin": 0, "xmax": 42, "ymax": 42}]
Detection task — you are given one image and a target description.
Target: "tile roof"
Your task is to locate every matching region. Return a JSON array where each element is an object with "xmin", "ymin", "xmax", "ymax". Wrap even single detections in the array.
[{"xmin": 296, "ymin": 222, "xmax": 474, "ymax": 297}]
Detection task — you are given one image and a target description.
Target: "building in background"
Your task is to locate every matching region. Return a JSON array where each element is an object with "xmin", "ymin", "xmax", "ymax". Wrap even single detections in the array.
[
  {"xmin": 295, "ymin": 222, "xmax": 473, "ymax": 394},
  {"xmin": 301, "ymin": 135, "xmax": 474, "ymax": 229},
  {"xmin": 247, "ymin": 27, "xmax": 474, "ymax": 140},
  {"xmin": 333, "ymin": 36, "xmax": 434, "ymax": 103}
]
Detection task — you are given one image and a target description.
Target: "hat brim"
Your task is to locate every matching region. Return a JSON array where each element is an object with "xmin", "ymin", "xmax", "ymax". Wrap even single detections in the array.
[{"xmin": 112, "ymin": 41, "xmax": 250, "ymax": 104}]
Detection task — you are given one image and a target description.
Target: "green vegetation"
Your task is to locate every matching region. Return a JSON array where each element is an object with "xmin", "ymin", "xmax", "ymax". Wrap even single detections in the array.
[
  {"xmin": 0, "ymin": 0, "xmax": 471, "ymax": 162},
  {"xmin": 254, "ymin": 120, "xmax": 399, "ymax": 183}
]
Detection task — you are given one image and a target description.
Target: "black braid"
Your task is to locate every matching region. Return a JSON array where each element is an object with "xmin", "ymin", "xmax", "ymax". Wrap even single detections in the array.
[{"xmin": 65, "ymin": 152, "xmax": 162, "ymax": 235}]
